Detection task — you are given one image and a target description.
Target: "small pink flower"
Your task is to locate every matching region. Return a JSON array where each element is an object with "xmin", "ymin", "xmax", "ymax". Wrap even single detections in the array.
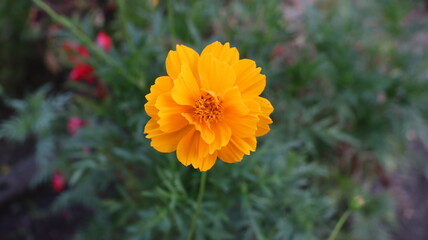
[
  {"xmin": 67, "ymin": 117, "xmax": 86, "ymax": 135},
  {"xmin": 69, "ymin": 64, "xmax": 96, "ymax": 84},
  {"xmin": 52, "ymin": 171, "xmax": 66, "ymax": 192},
  {"xmin": 96, "ymin": 31, "xmax": 112, "ymax": 52}
]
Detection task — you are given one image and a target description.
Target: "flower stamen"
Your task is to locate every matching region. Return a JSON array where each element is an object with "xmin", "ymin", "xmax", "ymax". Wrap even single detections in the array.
[{"xmin": 194, "ymin": 91, "xmax": 223, "ymax": 124}]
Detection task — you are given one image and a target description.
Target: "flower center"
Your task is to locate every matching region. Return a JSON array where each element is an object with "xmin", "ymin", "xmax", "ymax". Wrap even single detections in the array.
[{"xmin": 193, "ymin": 91, "xmax": 223, "ymax": 124}]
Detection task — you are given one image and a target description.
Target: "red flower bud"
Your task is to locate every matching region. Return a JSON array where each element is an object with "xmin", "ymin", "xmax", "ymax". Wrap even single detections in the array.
[
  {"xmin": 52, "ymin": 171, "xmax": 66, "ymax": 192},
  {"xmin": 69, "ymin": 64, "xmax": 96, "ymax": 84},
  {"xmin": 96, "ymin": 31, "xmax": 112, "ymax": 52},
  {"xmin": 67, "ymin": 117, "xmax": 87, "ymax": 135}
]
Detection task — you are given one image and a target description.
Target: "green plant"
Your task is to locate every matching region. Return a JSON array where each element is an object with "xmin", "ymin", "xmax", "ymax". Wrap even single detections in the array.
[{"xmin": 1, "ymin": 0, "xmax": 428, "ymax": 239}]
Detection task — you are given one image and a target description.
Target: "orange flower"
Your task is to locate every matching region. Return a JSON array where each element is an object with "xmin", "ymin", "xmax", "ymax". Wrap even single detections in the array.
[{"xmin": 144, "ymin": 42, "xmax": 273, "ymax": 171}]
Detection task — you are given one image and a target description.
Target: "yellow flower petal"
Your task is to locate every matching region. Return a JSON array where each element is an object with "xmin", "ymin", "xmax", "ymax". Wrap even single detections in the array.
[
  {"xmin": 156, "ymin": 93, "xmax": 192, "ymax": 132},
  {"xmin": 200, "ymin": 123, "xmax": 216, "ymax": 144},
  {"xmin": 181, "ymin": 112, "xmax": 215, "ymax": 144},
  {"xmin": 144, "ymin": 118, "xmax": 161, "ymax": 137},
  {"xmin": 233, "ymin": 136, "xmax": 257, "ymax": 154},
  {"xmin": 145, "ymin": 76, "xmax": 173, "ymax": 118},
  {"xmin": 218, "ymin": 136, "xmax": 256, "ymax": 163},
  {"xmin": 208, "ymin": 122, "xmax": 231, "ymax": 154},
  {"xmin": 145, "ymin": 119, "xmax": 192, "ymax": 153},
  {"xmin": 198, "ymin": 53, "xmax": 235, "ymax": 93},
  {"xmin": 255, "ymin": 97, "xmax": 274, "ymax": 137},
  {"xmin": 166, "ymin": 45, "xmax": 199, "ymax": 80},
  {"xmin": 201, "ymin": 41, "xmax": 239, "ymax": 65},
  {"xmin": 218, "ymin": 144, "xmax": 243, "ymax": 163},
  {"xmin": 177, "ymin": 129, "xmax": 209, "ymax": 166},
  {"xmin": 198, "ymin": 153, "xmax": 218, "ymax": 171},
  {"xmin": 222, "ymin": 86, "xmax": 249, "ymax": 116},
  {"xmin": 224, "ymin": 115, "xmax": 258, "ymax": 138},
  {"xmin": 171, "ymin": 63, "xmax": 200, "ymax": 106},
  {"xmin": 233, "ymin": 59, "xmax": 266, "ymax": 98}
]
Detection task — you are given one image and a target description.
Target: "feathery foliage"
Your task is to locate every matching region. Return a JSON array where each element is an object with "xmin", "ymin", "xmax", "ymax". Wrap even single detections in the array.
[{"xmin": 1, "ymin": 0, "xmax": 428, "ymax": 239}]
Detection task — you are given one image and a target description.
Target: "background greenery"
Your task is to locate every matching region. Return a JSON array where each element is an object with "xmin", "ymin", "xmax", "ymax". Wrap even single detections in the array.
[{"xmin": 1, "ymin": 0, "xmax": 428, "ymax": 239}]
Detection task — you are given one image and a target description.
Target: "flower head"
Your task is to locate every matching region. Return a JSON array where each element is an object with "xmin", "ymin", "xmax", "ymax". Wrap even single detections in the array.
[
  {"xmin": 52, "ymin": 171, "xmax": 66, "ymax": 192},
  {"xmin": 63, "ymin": 32, "xmax": 111, "ymax": 84},
  {"xmin": 96, "ymin": 31, "xmax": 112, "ymax": 52},
  {"xmin": 67, "ymin": 117, "xmax": 87, "ymax": 135},
  {"xmin": 144, "ymin": 42, "xmax": 274, "ymax": 171},
  {"xmin": 69, "ymin": 64, "xmax": 96, "ymax": 84}
]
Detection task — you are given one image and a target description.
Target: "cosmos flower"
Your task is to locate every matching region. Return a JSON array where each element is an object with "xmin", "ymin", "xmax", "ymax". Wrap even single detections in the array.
[
  {"xmin": 52, "ymin": 171, "xmax": 66, "ymax": 192},
  {"xmin": 67, "ymin": 117, "xmax": 87, "ymax": 135},
  {"xmin": 64, "ymin": 31, "xmax": 112, "ymax": 84},
  {"xmin": 69, "ymin": 64, "xmax": 96, "ymax": 84},
  {"xmin": 96, "ymin": 31, "xmax": 112, "ymax": 52},
  {"xmin": 144, "ymin": 42, "xmax": 273, "ymax": 171}
]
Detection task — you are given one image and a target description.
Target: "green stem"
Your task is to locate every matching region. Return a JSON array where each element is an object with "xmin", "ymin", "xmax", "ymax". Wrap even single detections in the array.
[
  {"xmin": 327, "ymin": 209, "xmax": 352, "ymax": 240},
  {"xmin": 186, "ymin": 171, "xmax": 207, "ymax": 240},
  {"xmin": 32, "ymin": 0, "xmax": 140, "ymax": 85}
]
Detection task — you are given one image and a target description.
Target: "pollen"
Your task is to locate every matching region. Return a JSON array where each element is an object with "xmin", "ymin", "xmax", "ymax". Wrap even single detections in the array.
[{"xmin": 194, "ymin": 91, "xmax": 223, "ymax": 123}]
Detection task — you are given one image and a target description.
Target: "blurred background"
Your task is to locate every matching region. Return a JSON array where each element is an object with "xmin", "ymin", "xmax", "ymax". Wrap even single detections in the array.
[{"xmin": 1, "ymin": 0, "xmax": 428, "ymax": 239}]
